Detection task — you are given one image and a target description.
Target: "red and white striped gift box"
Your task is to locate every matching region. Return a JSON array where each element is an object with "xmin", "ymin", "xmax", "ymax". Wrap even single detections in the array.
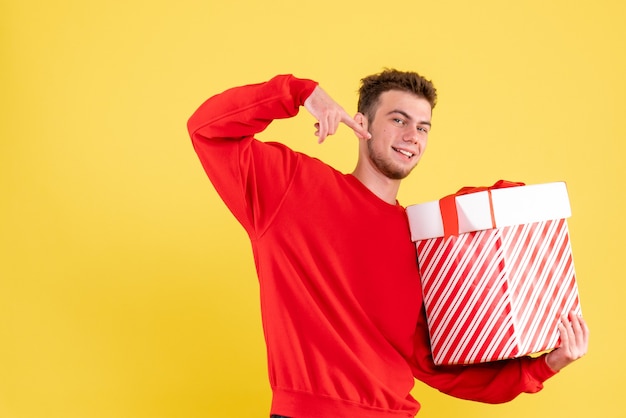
[{"xmin": 406, "ymin": 181, "xmax": 581, "ymax": 365}]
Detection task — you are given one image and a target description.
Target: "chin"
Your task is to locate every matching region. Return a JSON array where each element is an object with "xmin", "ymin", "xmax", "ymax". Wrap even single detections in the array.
[
  {"xmin": 394, "ymin": 164, "xmax": 419, "ymax": 180},
  {"xmin": 381, "ymin": 166, "xmax": 414, "ymax": 180},
  {"xmin": 368, "ymin": 151, "xmax": 418, "ymax": 180}
]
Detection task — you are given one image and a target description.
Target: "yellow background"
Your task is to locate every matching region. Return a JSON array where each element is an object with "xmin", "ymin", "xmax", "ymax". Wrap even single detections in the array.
[{"xmin": 1, "ymin": 0, "xmax": 624, "ymax": 417}]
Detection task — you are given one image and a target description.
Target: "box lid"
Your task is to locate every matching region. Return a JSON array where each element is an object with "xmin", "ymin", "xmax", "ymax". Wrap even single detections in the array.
[{"xmin": 406, "ymin": 182, "xmax": 572, "ymax": 241}]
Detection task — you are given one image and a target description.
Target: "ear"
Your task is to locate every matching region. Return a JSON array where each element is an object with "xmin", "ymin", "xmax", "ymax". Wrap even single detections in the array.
[{"xmin": 354, "ymin": 112, "xmax": 369, "ymax": 132}]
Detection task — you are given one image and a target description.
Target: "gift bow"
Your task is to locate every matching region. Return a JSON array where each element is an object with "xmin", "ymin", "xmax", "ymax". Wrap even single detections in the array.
[{"xmin": 439, "ymin": 180, "xmax": 525, "ymax": 239}]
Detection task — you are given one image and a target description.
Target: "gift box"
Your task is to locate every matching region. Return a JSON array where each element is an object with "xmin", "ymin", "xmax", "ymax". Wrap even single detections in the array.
[{"xmin": 406, "ymin": 181, "xmax": 581, "ymax": 365}]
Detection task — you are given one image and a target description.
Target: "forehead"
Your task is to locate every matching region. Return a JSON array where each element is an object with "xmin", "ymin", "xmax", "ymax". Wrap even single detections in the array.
[{"xmin": 374, "ymin": 90, "xmax": 432, "ymax": 118}]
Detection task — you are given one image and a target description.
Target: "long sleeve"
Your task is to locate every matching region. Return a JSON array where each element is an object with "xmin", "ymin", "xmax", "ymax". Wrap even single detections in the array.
[
  {"xmin": 186, "ymin": 75, "xmax": 318, "ymax": 235},
  {"xmin": 410, "ymin": 307, "xmax": 558, "ymax": 404}
]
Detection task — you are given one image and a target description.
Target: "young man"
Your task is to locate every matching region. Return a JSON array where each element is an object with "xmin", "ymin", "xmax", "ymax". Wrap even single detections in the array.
[{"xmin": 187, "ymin": 70, "xmax": 588, "ymax": 418}]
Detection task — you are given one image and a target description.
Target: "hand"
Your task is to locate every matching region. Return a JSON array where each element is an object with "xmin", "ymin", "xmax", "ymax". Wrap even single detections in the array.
[
  {"xmin": 303, "ymin": 86, "xmax": 371, "ymax": 143},
  {"xmin": 545, "ymin": 311, "xmax": 589, "ymax": 371}
]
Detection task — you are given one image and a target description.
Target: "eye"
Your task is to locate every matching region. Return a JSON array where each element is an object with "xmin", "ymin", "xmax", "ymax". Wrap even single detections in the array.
[
  {"xmin": 417, "ymin": 125, "xmax": 430, "ymax": 134},
  {"xmin": 393, "ymin": 118, "xmax": 406, "ymax": 126}
]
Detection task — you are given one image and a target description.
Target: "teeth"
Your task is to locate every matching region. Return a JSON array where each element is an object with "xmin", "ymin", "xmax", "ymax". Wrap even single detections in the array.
[{"xmin": 394, "ymin": 147, "xmax": 414, "ymax": 158}]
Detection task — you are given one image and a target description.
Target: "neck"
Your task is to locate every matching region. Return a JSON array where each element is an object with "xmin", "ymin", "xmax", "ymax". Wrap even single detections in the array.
[{"xmin": 351, "ymin": 162, "xmax": 401, "ymax": 205}]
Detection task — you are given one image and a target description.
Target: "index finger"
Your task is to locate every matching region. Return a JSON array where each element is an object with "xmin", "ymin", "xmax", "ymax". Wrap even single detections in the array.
[{"xmin": 342, "ymin": 115, "xmax": 371, "ymax": 139}]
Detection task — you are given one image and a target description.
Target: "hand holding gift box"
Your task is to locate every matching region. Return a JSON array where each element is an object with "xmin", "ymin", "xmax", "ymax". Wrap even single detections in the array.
[{"xmin": 407, "ymin": 181, "xmax": 587, "ymax": 366}]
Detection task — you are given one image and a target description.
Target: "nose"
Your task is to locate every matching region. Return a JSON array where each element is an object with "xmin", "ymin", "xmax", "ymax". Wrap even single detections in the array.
[{"xmin": 403, "ymin": 126, "xmax": 420, "ymax": 144}]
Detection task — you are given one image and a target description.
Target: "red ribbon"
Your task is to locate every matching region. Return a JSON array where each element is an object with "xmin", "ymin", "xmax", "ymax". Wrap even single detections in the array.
[{"xmin": 439, "ymin": 180, "xmax": 525, "ymax": 239}]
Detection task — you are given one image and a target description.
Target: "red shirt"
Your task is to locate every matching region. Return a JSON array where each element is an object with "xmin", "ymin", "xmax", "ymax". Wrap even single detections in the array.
[{"xmin": 187, "ymin": 74, "xmax": 557, "ymax": 417}]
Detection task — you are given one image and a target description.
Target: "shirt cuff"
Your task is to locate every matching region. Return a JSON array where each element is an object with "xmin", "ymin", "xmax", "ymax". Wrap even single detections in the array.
[
  {"xmin": 529, "ymin": 354, "xmax": 560, "ymax": 383},
  {"xmin": 289, "ymin": 75, "xmax": 319, "ymax": 107}
]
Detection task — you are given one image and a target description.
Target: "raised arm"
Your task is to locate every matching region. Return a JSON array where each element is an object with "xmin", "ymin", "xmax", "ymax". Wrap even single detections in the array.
[
  {"xmin": 186, "ymin": 74, "xmax": 369, "ymax": 236},
  {"xmin": 187, "ymin": 75, "xmax": 318, "ymax": 234}
]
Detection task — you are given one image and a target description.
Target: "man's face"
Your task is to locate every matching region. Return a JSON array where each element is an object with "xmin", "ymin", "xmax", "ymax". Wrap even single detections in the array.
[{"xmin": 364, "ymin": 90, "xmax": 432, "ymax": 180}]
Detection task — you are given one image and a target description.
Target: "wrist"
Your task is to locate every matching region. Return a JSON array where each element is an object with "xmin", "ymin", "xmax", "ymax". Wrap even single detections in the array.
[{"xmin": 544, "ymin": 350, "xmax": 562, "ymax": 372}]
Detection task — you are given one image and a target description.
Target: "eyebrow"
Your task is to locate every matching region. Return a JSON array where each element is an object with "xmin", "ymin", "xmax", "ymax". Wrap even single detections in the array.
[{"xmin": 387, "ymin": 109, "xmax": 432, "ymax": 126}]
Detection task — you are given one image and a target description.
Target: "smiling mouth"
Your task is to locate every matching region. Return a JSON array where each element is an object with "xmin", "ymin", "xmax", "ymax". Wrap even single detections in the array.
[{"xmin": 392, "ymin": 147, "xmax": 415, "ymax": 159}]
